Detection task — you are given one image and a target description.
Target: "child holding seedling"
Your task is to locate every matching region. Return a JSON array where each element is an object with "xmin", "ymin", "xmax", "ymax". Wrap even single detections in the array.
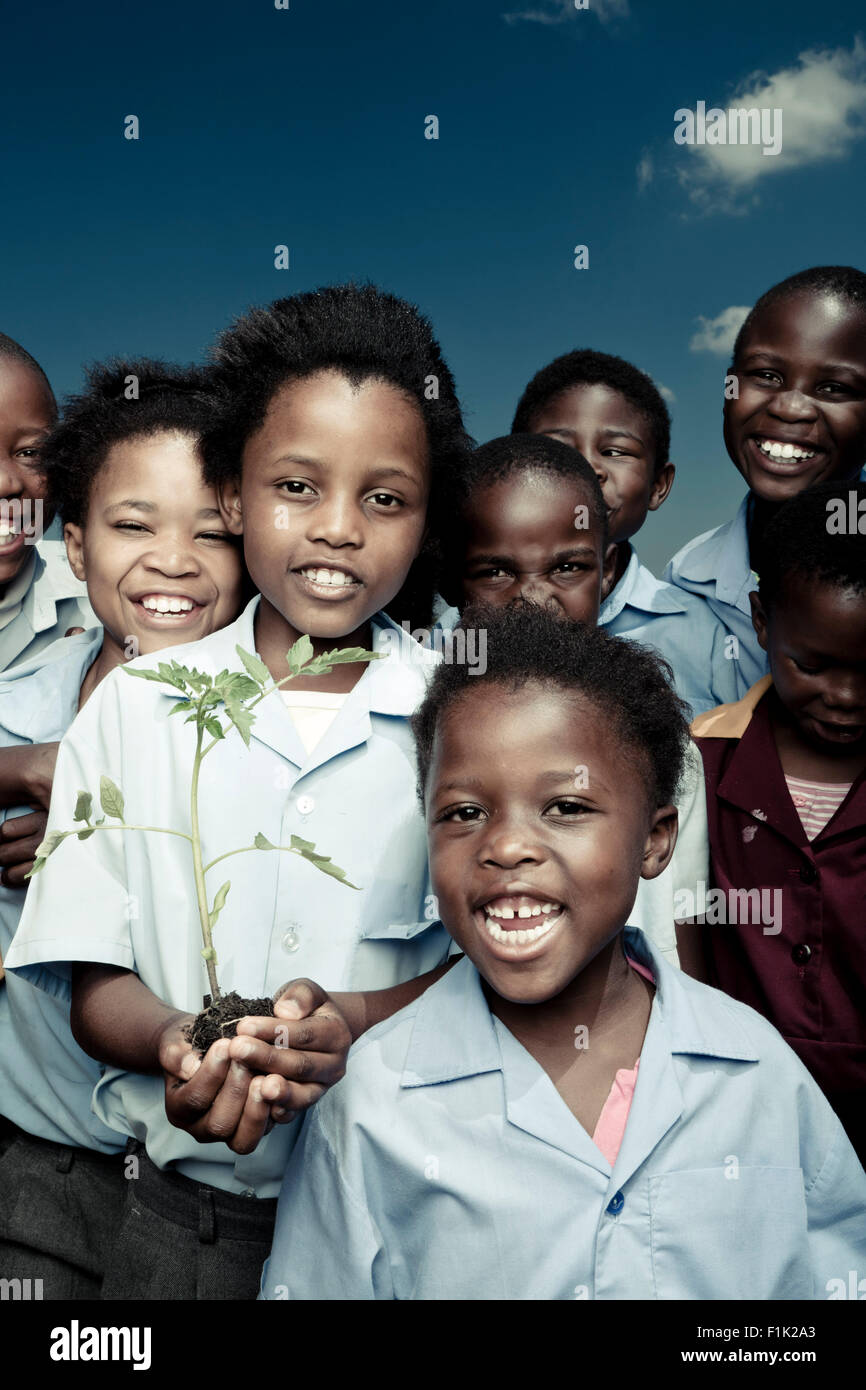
[
  {"xmin": 690, "ymin": 482, "xmax": 866, "ymax": 1165},
  {"xmin": 0, "ymin": 360, "xmax": 262, "ymax": 1297},
  {"xmin": 261, "ymin": 605, "xmax": 866, "ymax": 1301},
  {"xmin": 666, "ymin": 265, "xmax": 866, "ymax": 697},
  {"xmin": 6, "ymin": 285, "xmax": 472, "ymax": 1299},
  {"xmin": 435, "ymin": 433, "xmax": 708, "ymax": 968},
  {"xmin": 0, "ymin": 332, "xmax": 95, "ymax": 671},
  {"xmin": 512, "ymin": 347, "xmax": 737, "ymax": 716}
]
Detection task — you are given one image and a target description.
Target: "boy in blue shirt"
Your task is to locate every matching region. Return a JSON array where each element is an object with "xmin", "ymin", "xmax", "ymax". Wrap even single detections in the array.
[
  {"xmin": 512, "ymin": 347, "xmax": 737, "ymax": 716},
  {"xmin": 0, "ymin": 332, "xmax": 95, "ymax": 672},
  {"xmin": 6, "ymin": 285, "xmax": 472, "ymax": 1299},
  {"xmin": 665, "ymin": 265, "xmax": 866, "ymax": 696},
  {"xmin": 262, "ymin": 605, "xmax": 866, "ymax": 1300}
]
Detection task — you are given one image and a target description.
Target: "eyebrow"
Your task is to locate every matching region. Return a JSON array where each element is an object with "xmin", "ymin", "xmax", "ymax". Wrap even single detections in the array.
[
  {"xmin": 545, "ymin": 424, "xmax": 646, "ymax": 446},
  {"xmin": 270, "ymin": 456, "xmax": 424, "ymax": 485},
  {"xmin": 467, "ymin": 545, "xmax": 600, "ymax": 567},
  {"xmin": 434, "ymin": 769, "xmax": 608, "ymax": 795},
  {"xmin": 103, "ymin": 500, "xmax": 223, "ymax": 519},
  {"xmin": 742, "ymin": 350, "xmax": 866, "ymax": 381}
]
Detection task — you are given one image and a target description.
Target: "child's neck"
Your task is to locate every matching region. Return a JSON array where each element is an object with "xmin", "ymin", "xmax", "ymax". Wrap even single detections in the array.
[
  {"xmin": 254, "ymin": 596, "xmax": 374, "ymax": 693},
  {"xmin": 485, "ymin": 935, "xmax": 654, "ymax": 1138},
  {"xmin": 769, "ymin": 691, "xmax": 866, "ymax": 784},
  {"xmin": 78, "ymin": 634, "xmax": 126, "ymax": 710},
  {"xmin": 612, "ymin": 541, "xmax": 632, "ymax": 589},
  {"xmin": 747, "ymin": 495, "xmax": 781, "ymax": 573}
]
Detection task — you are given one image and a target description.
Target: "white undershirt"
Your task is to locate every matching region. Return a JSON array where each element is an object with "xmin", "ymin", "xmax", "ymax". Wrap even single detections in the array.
[{"xmin": 279, "ymin": 690, "xmax": 347, "ymax": 755}]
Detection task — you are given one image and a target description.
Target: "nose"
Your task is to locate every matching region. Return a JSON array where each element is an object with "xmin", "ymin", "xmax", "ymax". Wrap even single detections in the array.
[
  {"xmin": 767, "ymin": 387, "xmax": 819, "ymax": 423},
  {"xmin": 822, "ymin": 672, "xmax": 866, "ymax": 713},
  {"xmin": 517, "ymin": 575, "xmax": 561, "ymax": 611},
  {"xmin": 142, "ymin": 533, "xmax": 202, "ymax": 578},
  {"xmin": 0, "ymin": 455, "xmax": 26, "ymax": 499},
  {"xmin": 479, "ymin": 812, "xmax": 544, "ymax": 871},
  {"xmin": 307, "ymin": 491, "xmax": 363, "ymax": 549}
]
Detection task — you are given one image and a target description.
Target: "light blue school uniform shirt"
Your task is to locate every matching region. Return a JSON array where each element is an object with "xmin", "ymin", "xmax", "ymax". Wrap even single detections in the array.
[
  {"xmin": 261, "ymin": 929, "xmax": 866, "ymax": 1301},
  {"xmin": 0, "ymin": 628, "xmax": 125, "ymax": 1153},
  {"xmin": 598, "ymin": 546, "xmax": 739, "ymax": 716},
  {"xmin": 663, "ymin": 496, "xmax": 766, "ymax": 699},
  {"xmin": 5, "ymin": 596, "xmax": 449, "ymax": 1197},
  {"xmin": 0, "ymin": 541, "xmax": 97, "ymax": 675}
]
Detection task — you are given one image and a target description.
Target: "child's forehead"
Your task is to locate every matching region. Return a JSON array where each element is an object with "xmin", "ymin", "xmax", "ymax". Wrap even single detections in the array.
[
  {"xmin": 467, "ymin": 467, "xmax": 600, "ymax": 519},
  {"xmin": 436, "ymin": 679, "xmax": 610, "ymax": 753},
  {"xmin": 0, "ymin": 356, "xmax": 54, "ymax": 420},
  {"xmin": 741, "ymin": 291, "xmax": 866, "ymax": 362},
  {"xmin": 774, "ymin": 572, "xmax": 866, "ymax": 629},
  {"xmin": 534, "ymin": 381, "xmax": 648, "ymax": 431}
]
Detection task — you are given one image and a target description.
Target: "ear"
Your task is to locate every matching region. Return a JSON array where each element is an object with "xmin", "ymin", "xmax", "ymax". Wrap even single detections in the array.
[
  {"xmin": 640, "ymin": 803, "xmax": 678, "ymax": 881},
  {"xmin": 600, "ymin": 541, "xmax": 618, "ymax": 600},
  {"xmin": 647, "ymin": 461, "xmax": 675, "ymax": 512},
  {"xmin": 749, "ymin": 589, "xmax": 769, "ymax": 653},
  {"xmin": 218, "ymin": 478, "xmax": 244, "ymax": 536},
  {"xmin": 63, "ymin": 522, "xmax": 86, "ymax": 582}
]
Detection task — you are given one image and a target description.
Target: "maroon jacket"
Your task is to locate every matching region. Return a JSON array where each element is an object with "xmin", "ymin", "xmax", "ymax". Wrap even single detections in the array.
[{"xmin": 693, "ymin": 679, "xmax": 866, "ymax": 1160}]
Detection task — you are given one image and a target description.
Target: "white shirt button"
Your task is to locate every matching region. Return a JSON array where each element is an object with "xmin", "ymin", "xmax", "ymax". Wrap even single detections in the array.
[
  {"xmin": 281, "ymin": 926, "xmax": 301, "ymax": 954},
  {"xmin": 296, "ymin": 795, "xmax": 315, "ymax": 815}
]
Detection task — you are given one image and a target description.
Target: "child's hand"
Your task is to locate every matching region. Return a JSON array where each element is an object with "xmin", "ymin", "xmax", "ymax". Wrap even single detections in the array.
[
  {"xmin": 0, "ymin": 810, "xmax": 48, "ymax": 887},
  {"xmin": 231, "ymin": 978, "xmax": 352, "ymax": 1124},
  {"xmin": 158, "ymin": 1017, "xmax": 276, "ymax": 1156}
]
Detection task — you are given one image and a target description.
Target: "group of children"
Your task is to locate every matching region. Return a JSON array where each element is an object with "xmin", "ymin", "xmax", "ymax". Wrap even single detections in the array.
[{"xmin": 0, "ymin": 266, "xmax": 864, "ymax": 1301}]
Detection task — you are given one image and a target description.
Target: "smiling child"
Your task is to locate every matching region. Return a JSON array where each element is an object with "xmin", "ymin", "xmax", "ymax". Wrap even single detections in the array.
[
  {"xmin": 513, "ymin": 348, "xmax": 737, "ymax": 715},
  {"xmin": 0, "ymin": 333, "xmax": 95, "ymax": 671},
  {"xmin": 691, "ymin": 481, "xmax": 866, "ymax": 1163},
  {"xmin": 5, "ymin": 284, "xmax": 472, "ymax": 1299},
  {"xmin": 261, "ymin": 604, "xmax": 866, "ymax": 1300},
  {"xmin": 666, "ymin": 266, "xmax": 866, "ymax": 695}
]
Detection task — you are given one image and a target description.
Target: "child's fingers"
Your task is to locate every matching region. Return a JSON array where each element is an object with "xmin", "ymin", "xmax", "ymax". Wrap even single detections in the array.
[
  {"xmin": 263, "ymin": 1078, "xmax": 327, "ymax": 1116},
  {"xmin": 272, "ymin": 977, "xmax": 330, "ymax": 1020},
  {"xmin": 233, "ymin": 1008, "xmax": 352, "ymax": 1061},
  {"xmin": 228, "ymin": 1030, "xmax": 347, "ymax": 1086},
  {"xmin": 225, "ymin": 1076, "xmax": 273, "ymax": 1155},
  {"xmin": 0, "ymin": 857, "xmax": 37, "ymax": 889},
  {"xmin": 163, "ymin": 1039, "xmax": 233, "ymax": 1124},
  {"xmin": 186, "ymin": 1060, "xmax": 257, "ymax": 1144}
]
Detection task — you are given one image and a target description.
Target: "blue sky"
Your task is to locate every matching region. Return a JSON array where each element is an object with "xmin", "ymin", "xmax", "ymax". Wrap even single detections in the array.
[{"xmin": 2, "ymin": 0, "xmax": 864, "ymax": 570}]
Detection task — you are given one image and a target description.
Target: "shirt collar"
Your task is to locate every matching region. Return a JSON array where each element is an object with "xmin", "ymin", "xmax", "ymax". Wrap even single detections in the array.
[
  {"xmin": 600, "ymin": 547, "xmax": 689, "ymax": 622},
  {"xmin": 676, "ymin": 495, "xmax": 756, "ymax": 608},
  {"xmin": 692, "ymin": 675, "xmax": 773, "ymax": 738},
  {"xmin": 0, "ymin": 551, "xmax": 38, "ymax": 631},
  {"xmin": 0, "ymin": 628, "xmax": 104, "ymax": 740},
  {"xmin": 401, "ymin": 927, "xmax": 759, "ymax": 1091}
]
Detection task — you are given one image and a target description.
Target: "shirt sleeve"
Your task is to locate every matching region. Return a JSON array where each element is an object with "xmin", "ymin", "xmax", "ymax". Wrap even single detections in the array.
[
  {"xmin": 260, "ymin": 1106, "xmax": 393, "ymax": 1301},
  {"xmin": 4, "ymin": 672, "xmax": 134, "ymax": 997},
  {"xmin": 802, "ymin": 1110, "xmax": 866, "ymax": 1298}
]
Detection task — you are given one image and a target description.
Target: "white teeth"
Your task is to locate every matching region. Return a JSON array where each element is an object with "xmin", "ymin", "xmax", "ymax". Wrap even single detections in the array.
[
  {"xmin": 141, "ymin": 595, "xmax": 195, "ymax": 613},
  {"xmin": 303, "ymin": 567, "xmax": 355, "ymax": 588},
  {"xmin": 517, "ymin": 906, "xmax": 533, "ymax": 918},
  {"xmin": 757, "ymin": 439, "xmax": 815, "ymax": 461},
  {"xmin": 482, "ymin": 913, "xmax": 561, "ymax": 946}
]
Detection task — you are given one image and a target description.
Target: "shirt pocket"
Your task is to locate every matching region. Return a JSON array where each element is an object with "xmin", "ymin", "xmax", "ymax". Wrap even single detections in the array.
[{"xmin": 649, "ymin": 1166, "xmax": 812, "ymax": 1300}]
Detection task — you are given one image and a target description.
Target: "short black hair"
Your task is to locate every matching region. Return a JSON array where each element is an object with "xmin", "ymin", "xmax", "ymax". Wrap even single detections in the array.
[
  {"xmin": 758, "ymin": 481, "xmax": 866, "ymax": 611},
  {"xmin": 511, "ymin": 348, "xmax": 671, "ymax": 477},
  {"xmin": 733, "ymin": 266, "xmax": 866, "ymax": 363},
  {"xmin": 438, "ymin": 434, "xmax": 608, "ymax": 604},
  {"xmin": 202, "ymin": 282, "xmax": 472, "ymax": 628},
  {"xmin": 412, "ymin": 602, "xmax": 689, "ymax": 811},
  {"xmin": 0, "ymin": 332, "xmax": 57, "ymax": 417},
  {"xmin": 41, "ymin": 359, "xmax": 217, "ymax": 525}
]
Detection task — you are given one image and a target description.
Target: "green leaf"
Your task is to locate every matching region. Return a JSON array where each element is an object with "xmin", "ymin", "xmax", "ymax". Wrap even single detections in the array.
[
  {"xmin": 72, "ymin": 790, "xmax": 93, "ymax": 823},
  {"xmin": 235, "ymin": 645, "xmax": 270, "ymax": 686},
  {"xmin": 254, "ymin": 831, "xmax": 275, "ymax": 850},
  {"xmin": 35, "ymin": 829, "xmax": 69, "ymax": 860},
  {"xmin": 208, "ymin": 880, "xmax": 231, "ymax": 931},
  {"xmin": 123, "ymin": 666, "xmax": 174, "ymax": 685},
  {"xmin": 203, "ymin": 716, "xmax": 225, "ymax": 741},
  {"xmin": 223, "ymin": 701, "xmax": 255, "ymax": 748},
  {"xmin": 99, "ymin": 775, "xmax": 125, "ymax": 820},
  {"xmin": 215, "ymin": 672, "xmax": 260, "ymax": 702},
  {"xmin": 287, "ymin": 634, "xmax": 314, "ymax": 675},
  {"xmin": 291, "ymin": 838, "xmax": 359, "ymax": 890},
  {"xmin": 184, "ymin": 669, "xmax": 213, "ymax": 693},
  {"xmin": 156, "ymin": 662, "xmax": 192, "ymax": 693},
  {"xmin": 300, "ymin": 647, "xmax": 383, "ymax": 678},
  {"xmin": 167, "ymin": 700, "xmax": 195, "ymax": 717},
  {"xmin": 77, "ymin": 827, "xmax": 96, "ymax": 841}
]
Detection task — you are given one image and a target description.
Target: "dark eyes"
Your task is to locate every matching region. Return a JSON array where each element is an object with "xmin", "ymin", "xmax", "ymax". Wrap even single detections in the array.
[
  {"xmin": 114, "ymin": 521, "xmax": 231, "ymax": 542},
  {"xmin": 435, "ymin": 798, "xmax": 590, "ymax": 824},
  {"xmin": 747, "ymin": 369, "xmax": 857, "ymax": 396},
  {"xmin": 279, "ymin": 481, "xmax": 403, "ymax": 508},
  {"xmin": 793, "ymin": 659, "xmax": 822, "ymax": 675},
  {"xmin": 15, "ymin": 447, "xmax": 43, "ymax": 463}
]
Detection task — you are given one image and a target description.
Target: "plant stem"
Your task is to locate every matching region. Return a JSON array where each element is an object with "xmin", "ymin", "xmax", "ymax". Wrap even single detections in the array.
[
  {"xmin": 203, "ymin": 843, "xmax": 305, "ymax": 874},
  {"xmin": 189, "ymin": 719, "xmax": 220, "ymax": 1000}
]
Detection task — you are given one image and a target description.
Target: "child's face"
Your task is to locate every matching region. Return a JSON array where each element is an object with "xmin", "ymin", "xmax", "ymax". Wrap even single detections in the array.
[
  {"xmin": 459, "ymin": 470, "xmax": 616, "ymax": 621},
  {"xmin": 751, "ymin": 577, "xmax": 866, "ymax": 754},
  {"xmin": 528, "ymin": 384, "xmax": 673, "ymax": 545},
  {"xmin": 221, "ymin": 370, "xmax": 430, "ymax": 642},
  {"xmin": 65, "ymin": 431, "xmax": 244, "ymax": 657},
  {"xmin": 725, "ymin": 292, "xmax": 866, "ymax": 501},
  {"xmin": 0, "ymin": 358, "xmax": 55, "ymax": 587},
  {"xmin": 426, "ymin": 681, "xmax": 676, "ymax": 1005}
]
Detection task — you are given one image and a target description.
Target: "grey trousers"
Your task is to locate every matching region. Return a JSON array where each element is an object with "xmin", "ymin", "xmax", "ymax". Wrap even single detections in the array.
[
  {"xmin": 0, "ymin": 1119, "xmax": 127, "ymax": 1299},
  {"xmin": 100, "ymin": 1141, "xmax": 278, "ymax": 1301}
]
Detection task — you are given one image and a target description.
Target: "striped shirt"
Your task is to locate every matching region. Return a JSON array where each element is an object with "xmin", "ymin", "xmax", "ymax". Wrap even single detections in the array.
[{"xmin": 785, "ymin": 775, "xmax": 851, "ymax": 841}]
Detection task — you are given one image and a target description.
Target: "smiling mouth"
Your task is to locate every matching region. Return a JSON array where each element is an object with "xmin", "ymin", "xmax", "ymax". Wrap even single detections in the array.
[
  {"xmin": 480, "ymin": 894, "xmax": 564, "ymax": 946},
  {"xmin": 133, "ymin": 593, "xmax": 205, "ymax": 617},
  {"xmin": 0, "ymin": 523, "xmax": 26, "ymax": 552},
  {"xmin": 753, "ymin": 436, "xmax": 819, "ymax": 463},
  {"xmin": 294, "ymin": 565, "xmax": 363, "ymax": 598},
  {"xmin": 811, "ymin": 716, "xmax": 864, "ymax": 741}
]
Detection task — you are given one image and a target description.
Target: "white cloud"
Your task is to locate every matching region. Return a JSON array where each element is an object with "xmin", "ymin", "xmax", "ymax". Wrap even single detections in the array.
[
  {"xmin": 676, "ymin": 39, "xmax": 866, "ymax": 209},
  {"xmin": 504, "ymin": 0, "xmax": 629, "ymax": 27},
  {"xmin": 636, "ymin": 150, "xmax": 653, "ymax": 191},
  {"xmin": 690, "ymin": 306, "xmax": 751, "ymax": 356},
  {"xmin": 655, "ymin": 381, "xmax": 676, "ymax": 404}
]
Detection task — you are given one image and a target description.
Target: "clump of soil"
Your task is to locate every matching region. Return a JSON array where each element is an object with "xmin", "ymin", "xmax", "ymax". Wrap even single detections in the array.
[{"xmin": 184, "ymin": 991, "xmax": 275, "ymax": 1054}]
